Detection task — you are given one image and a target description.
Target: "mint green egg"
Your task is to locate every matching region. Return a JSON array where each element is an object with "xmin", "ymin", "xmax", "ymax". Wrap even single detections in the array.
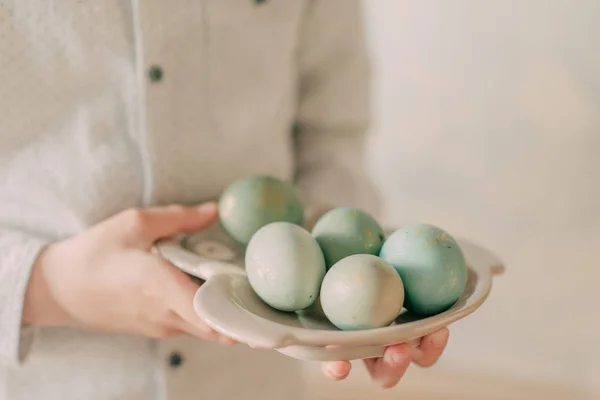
[
  {"xmin": 320, "ymin": 254, "xmax": 404, "ymax": 330},
  {"xmin": 311, "ymin": 207, "xmax": 385, "ymax": 269},
  {"xmin": 379, "ymin": 224, "xmax": 468, "ymax": 316},
  {"xmin": 218, "ymin": 175, "xmax": 304, "ymax": 246},
  {"xmin": 245, "ymin": 222, "xmax": 326, "ymax": 312}
]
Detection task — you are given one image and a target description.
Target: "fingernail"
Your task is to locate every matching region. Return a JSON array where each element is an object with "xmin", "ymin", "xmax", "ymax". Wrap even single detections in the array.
[
  {"xmin": 327, "ymin": 367, "xmax": 345, "ymax": 379},
  {"xmin": 431, "ymin": 331, "xmax": 448, "ymax": 348}
]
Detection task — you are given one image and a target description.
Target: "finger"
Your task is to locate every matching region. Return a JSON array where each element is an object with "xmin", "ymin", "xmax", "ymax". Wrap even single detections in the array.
[
  {"xmin": 176, "ymin": 313, "xmax": 237, "ymax": 345},
  {"xmin": 363, "ymin": 343, "xmax": 412, "ymax": 389},
  {"xmin": 174, "ymin": 314, "xmax": 236, "ymax": 344},
  {"xmin": 218, "ymin": 336, "xmax": 239, "ymax": 345},
  {"xmin": 122, "ymin": 202, "xmax": 218, "ymax": 247},
  {"xmin": 321, "ymin": 361, "xmax": 352, "ymax": 381},
  {"xmin": 166, "ymin": 267, "xmax": 237, "ymax": 344},
  {"xmin": 141, "ymin": 202, "xmax": 218, "ymax": 244},
  {"xmin": 412, "ymin": 328, "xmax": 449, "ymax": 368},
  {"xmin": 146, "ymin": 326, "xmax": 187, "ymax": 339}
]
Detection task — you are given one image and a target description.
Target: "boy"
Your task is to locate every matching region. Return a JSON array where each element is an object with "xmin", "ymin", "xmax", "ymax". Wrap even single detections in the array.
[{"xmin": 0, "ymin": 1, "xmax": 448, "ymax": 399}]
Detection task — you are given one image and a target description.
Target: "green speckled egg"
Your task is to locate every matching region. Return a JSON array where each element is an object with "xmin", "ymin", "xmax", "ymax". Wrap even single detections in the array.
[
  {"xmin": 311, "ymin": 207, "xmax": 385, "ymax": 269},
  {"xmin": 379, "ymin": 224, "xmax": 468, "ymax": 316},
  {"xmin": 320, "ymin": 254, "xmax": 404, "ymax": 330},
  {"xmin": 218, "ymin": 175, "xmax": 304, "ymax": 246},
  {"xmin": 245, "ymin": 222, "xmax": 326, "ymax": 312}
]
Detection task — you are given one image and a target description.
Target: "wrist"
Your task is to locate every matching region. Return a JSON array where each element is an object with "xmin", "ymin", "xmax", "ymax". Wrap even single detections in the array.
[{"xmin": 22, "ymin": 243, "xmax": 74, "ymax": 327}]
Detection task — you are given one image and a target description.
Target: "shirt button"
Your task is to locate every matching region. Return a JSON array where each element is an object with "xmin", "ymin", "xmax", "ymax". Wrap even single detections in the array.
[
  {"xmin": 148, "ymin": 65, "xmax": 163, "ymax": 82},
  {"xmin": 168, "ymin": 351, "xmax": 184, "ymax": 368}
]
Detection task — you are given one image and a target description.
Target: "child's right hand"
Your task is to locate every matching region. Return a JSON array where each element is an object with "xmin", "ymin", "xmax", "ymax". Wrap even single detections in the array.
[{"xmin": 23, "ymin": 202, "xmax": 236, "ymax": 345}]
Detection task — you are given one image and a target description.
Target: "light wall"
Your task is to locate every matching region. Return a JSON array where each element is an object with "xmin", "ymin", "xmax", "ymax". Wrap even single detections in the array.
[{"xmin": 350, "ymin": 0, "xmax": 598, "ymax": 396}]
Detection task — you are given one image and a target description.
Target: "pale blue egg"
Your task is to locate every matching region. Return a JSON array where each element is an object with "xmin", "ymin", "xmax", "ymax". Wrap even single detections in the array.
[
  {"xmin": 245, "ymin": 222, "xmax": 326, "ymax": 312},
  {"xmin": 379, "ymin": 224, "xmax": 468, "ymax": 316},
  {"xmin": 218, "ymin": 175, "xmax": 304, "ymax": 247},
  {"xmin": 320, "ymin": 254, "xmax": 405, "ymax": 330},
  {"xmin": 312, "ymin": 207, "xmax": 385, "ymax": 269}
]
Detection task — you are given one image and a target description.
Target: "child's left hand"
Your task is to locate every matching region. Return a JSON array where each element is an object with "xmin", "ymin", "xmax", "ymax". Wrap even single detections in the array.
[{"xmin": 321, "ymin": 328, "xmax": 449, "ymax": 389}]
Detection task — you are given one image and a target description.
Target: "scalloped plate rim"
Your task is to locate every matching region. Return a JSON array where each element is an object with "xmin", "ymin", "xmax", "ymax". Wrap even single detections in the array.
[{"xmin": 192, "ymin": 239, "xmax": 499, "ymax": 349}]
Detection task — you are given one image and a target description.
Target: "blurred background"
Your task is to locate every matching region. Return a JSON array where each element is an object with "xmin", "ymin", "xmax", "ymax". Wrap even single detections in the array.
[{"xmin": 305, "ymin": 1, "xmax": 599, "ymax": 399}]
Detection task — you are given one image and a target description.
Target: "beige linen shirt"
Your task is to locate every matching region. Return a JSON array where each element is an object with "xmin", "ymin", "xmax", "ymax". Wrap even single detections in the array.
[{"xmin": 0, "ymin": 1, "xmax": 380, "ymax": 399}]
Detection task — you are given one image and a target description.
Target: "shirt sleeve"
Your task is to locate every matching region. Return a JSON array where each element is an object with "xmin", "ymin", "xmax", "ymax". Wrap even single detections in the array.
[
  {"xmin": 293, "ymin": 0, "xmax": 383, "ymax": 225},
  {"xmin": 0, "ymin": 229, "xmax": 49, "ymax": 367}
]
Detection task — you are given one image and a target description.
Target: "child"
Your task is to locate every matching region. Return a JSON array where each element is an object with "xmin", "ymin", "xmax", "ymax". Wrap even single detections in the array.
[{"xmin": 0, "ymin": 1, "xmax": 449, "ymax": 399}]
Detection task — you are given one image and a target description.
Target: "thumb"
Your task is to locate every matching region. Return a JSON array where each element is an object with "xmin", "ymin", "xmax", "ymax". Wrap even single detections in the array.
[{"xmin": 122, "ymin": 202, "xmax": 218, "ymax": 247}]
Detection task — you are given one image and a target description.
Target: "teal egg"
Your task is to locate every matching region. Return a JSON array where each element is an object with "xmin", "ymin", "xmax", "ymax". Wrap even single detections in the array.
[
  {"xmin": 311, "ymin": 207, "xmax": 385, "ymax": 269},
  {"xmin": 379, "ymin": 224, "xmax": 468, "ymax": 316},
  {"xmin": 218, "ymin": 175, "xmax": 304, "ymax": 246},
  {"xmin": 245, "ymin": 222, "xmax": 326, "ymax": 312},
  {"xmin": 320, "ymin": 254, "xmax": 404, "ymax": 330}
]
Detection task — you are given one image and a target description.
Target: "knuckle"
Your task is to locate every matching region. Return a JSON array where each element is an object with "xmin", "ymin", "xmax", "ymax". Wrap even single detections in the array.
[
  {"xmin": 144, "ymin": 313, "xmax": 176, "ymax": 338},
  {"xmin": 122, "ymin": 208, "xmax": 147, "ymax": 232},
  {"xmin": 151, "ymin": 306, "xmax": 175, "ymax": 325},
  {"xmin": 139, "ymin": 303, "xmax": 177, "ymax": 334}
]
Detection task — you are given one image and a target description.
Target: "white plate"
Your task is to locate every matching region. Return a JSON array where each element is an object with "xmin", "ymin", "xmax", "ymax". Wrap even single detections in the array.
[{"xmin": 155, "ymin": 224, "xmax": 504, "ymax": 361}]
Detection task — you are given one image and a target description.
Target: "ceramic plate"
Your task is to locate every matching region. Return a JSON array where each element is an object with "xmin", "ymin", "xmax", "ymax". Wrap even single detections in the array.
[{"xmin": 155, "ymin": 223, "xmax": 504, "ymax": 361}]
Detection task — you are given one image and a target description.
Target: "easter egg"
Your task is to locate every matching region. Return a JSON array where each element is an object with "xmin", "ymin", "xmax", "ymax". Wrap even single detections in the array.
[
  {"xmin": 218, "ymin": 175, "xmax": 304, "ymax": 246},
  {"xmin": 311, "ymin": 207, "xmax": 385, "ymax": 269},
  {"xmin": 379, "ymin": 224, "xmax": 468, "ymax": 316},
  {"xmin": 245, "ymin": 222, "xmax": 326, "ymax": 312},
  {"xmin": 320, "ymin": 254, "xmax": 404, "ymax": 330}
]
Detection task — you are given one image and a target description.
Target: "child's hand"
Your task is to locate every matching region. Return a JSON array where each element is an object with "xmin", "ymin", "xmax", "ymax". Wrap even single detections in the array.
[
  {"xmin": 23, "ymin": 202, "xmax": 236, "ymax": 345},
  {"xmin": 321, "ymin": 328, "xmax": 449, "ymax": 389}
]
